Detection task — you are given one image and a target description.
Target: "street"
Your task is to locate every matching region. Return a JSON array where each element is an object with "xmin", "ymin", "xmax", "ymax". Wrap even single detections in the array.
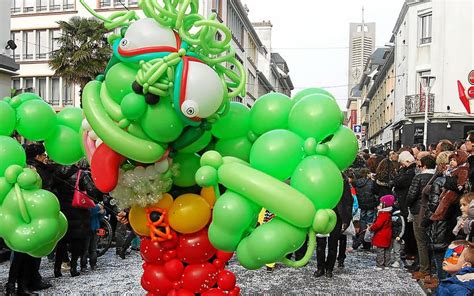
[{"xmin": 0, "ymin": 246, "xmax": 425, "ymax": 295}]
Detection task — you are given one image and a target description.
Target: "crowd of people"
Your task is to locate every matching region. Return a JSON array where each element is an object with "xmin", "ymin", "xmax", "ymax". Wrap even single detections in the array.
[
  {"xmin": 339, "ymin": 135, "xmax": 474, "ymax": 294},
  {"xmin": 1, "ymin": 142, "xmax": 139, "ymax": 296}
]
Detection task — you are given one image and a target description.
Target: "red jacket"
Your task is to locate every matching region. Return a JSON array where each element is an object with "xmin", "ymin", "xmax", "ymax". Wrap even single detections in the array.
[{"xmin": 370, "ymin": 210, "xmax": 392, "ymax": 248}]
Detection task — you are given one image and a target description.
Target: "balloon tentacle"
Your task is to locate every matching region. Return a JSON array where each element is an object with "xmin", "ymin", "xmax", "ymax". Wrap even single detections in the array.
[
  {"xmin": 14, "ymin": 183, "xmax": 31, "ymax": 224},
  {"xmin": 280, "ymin": 231, "xmax": 316, "ymax": 268}
]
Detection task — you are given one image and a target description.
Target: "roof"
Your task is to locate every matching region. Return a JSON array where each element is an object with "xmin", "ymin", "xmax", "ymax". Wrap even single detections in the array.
[
  {"xmin": 0, "ymin": 54, "xmax": 19, "ymax": 72},
  {"xmin": 231, "ymin": 0, "xmax": 264, "ymax": 49}
]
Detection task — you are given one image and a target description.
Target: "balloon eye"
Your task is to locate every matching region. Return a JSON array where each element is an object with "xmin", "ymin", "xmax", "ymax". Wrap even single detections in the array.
[
  {"xmin": 120, "ymin": 38, "xmax": 128, "ymax": 47},
  {"xmin": 321, "ymin": 134, "xmax": 334, "ymax": 144},
  {"xmin": 145, "ymin": 93, "xmax": 160, "ymax": 105},
  {"xmin": 149, "ymin": 211, "xmax": 162, "ymax": 222},
  {"xmin": 132, "ymin": 81, "xmax": 143, "ymax": 94},
  {"xmin": 181, "ymin": 100, "xmax": 199, "ymax": 118}
]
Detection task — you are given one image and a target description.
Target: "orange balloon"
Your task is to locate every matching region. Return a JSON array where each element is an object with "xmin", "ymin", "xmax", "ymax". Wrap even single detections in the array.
[
  {"xmin": 155, "ymin": 193, "xmax": 174, "ymax": 210},
  {"xmin": 200, "ymin": 186, "xmax": 216, "ymax": 208},
  {"xmin": 168, "ymin": 193, "xmax": 211, "ymax": 234},
  {"xmin": 128, "ymin": 193, "xmax": 175, "ymax": 237}
]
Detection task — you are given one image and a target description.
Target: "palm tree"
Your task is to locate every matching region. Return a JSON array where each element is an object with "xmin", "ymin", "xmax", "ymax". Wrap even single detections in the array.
[{"xmin": 49, "ymin": 17, "xmax": 112, "ymax": 92}]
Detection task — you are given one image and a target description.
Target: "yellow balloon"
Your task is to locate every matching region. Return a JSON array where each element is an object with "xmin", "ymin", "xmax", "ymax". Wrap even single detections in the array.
[
  {"xmin": 128, "ymin": 193, "xmax": 175, "ymax": 237},
  {"xmin": 200, "ymin": 187, "xmax": 216, "ymax": 208},
  {"xmin": 129, "ymin": 205, "xmax": 150, "ymax": 237},
  {"xmin": 168, "ymin": 193, "xmax": 211, "ymax": 234},
  {"xmin": 156, "ymin": 193, "xmax": 174, "ymax": 210}
]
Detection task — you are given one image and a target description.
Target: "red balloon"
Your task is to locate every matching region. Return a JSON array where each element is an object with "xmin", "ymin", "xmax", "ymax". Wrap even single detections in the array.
[
  {"xmin": 141, "ymin": 264, "xmax": 173, "ymax": 295},
  {"xmin": 212, "ymin": 259, "xmax": 225, "ymax": 270},
  {"xmin": 161, "ymin": 230, "xmax": 179, "ymax": 250},
  {"xmin": 216, "ymin": 250, "xmax": 233, "ymax": 262},
  {"xmin": 163, "ymin": 250, "xmax": 177, "ymax": 262},
  {"xmin": 177, "ymin": 228, "xmax": 217, "ymax": 264},
  {"xmin": 182, "ymin": 263, "xmax": 218, "ymax": 293},
  {"xmin": 217, "ymin": 270, "xmax": 236, "ymax": 291},
  {"xmin": 141, "ymin": 238, "xmax": 165, "ymax": 264},
  {"xmin": 202, "ymin": 288, "xmax": 227, "ymax": 296},
  {"xmin": 172, "ymin": 289, "xmax": 194, "ymax": 296},
  {"xmin": 228, "ymin": 286, "xmax": 240, "ymax": 296},
  {"xmin": 164, "ymin": 259, "xmax": 185, "ymax": 281},
  {"xmin": 91, "ymin": 143, "xmax": 126, "ymax": 193}
]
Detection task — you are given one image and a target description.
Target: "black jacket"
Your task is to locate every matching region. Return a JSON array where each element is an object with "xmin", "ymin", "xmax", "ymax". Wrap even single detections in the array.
[
  {"xmin": 335, "ymin": 177, "xmax": 354, "ymax": 227},
  {"xmin": 406, "ymin": 171, "xmax": 435, "ymax": 215},
  {"xmin": 393, "ymin": 163, "xmax": 417, "ymax": 217},
  {"xmin": 426, "ymin": 175, "xmax": 459, "ymax": 251},
  {"xmin": 392, "ymin": 208, "xmax": 405, "ymax": 239},
  {"xmin": 354, "ymin": 178, "xmax": 378, "ymax": 210},
  {"xmin": 53, "ymin": 166, "xmax": 101, "ymax": 240}
]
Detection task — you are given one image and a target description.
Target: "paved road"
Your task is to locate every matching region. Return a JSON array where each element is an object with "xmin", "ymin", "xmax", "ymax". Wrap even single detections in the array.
[{"xmin": 0, "ymin": 247, "xmax": 425, "ymax": 295}]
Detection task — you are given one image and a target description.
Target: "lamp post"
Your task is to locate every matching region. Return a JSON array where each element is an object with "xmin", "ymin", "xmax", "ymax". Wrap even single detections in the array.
[{"xmin": 421, "ymin": 75, "xmax": 436, "ymax": 148}]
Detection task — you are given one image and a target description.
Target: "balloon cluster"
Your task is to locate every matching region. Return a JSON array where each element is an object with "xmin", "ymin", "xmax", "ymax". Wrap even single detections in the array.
[
  {"xmin": 0, "ymin": 93, "xmax": 83, "ymax": 256},
  {"xmin": 128, "ymin": 189, "xmax": 239, "ymax": 295},
  {"xmin": 196, "ymin": 89, "xmax": 358, "ymax": 269}
]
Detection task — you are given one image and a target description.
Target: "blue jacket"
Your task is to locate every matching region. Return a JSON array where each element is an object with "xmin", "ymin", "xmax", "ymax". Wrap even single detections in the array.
[
  {"xmin": 436, "ymin": 267, "xmax": 474, "ymax": 296},
  {"xmin": 90, "ymin": 205, "xmax": 104, "ymax": 232}
]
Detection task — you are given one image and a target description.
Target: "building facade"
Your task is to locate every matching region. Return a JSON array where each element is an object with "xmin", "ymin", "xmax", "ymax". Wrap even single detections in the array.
[
  {"xmin": 346, "ymin": 15, "xmax": 376, "ymax": 132},
  {"xmin": 391, "ymin": 0, "xmax": 474, "ymax": 149},
  {"xmin": 0, "ymin": 1, "xmax": 19, "ymax": 99},
  {"xmin": 10, "ymin": 0, "xmax": 291, "ymax": 109}
]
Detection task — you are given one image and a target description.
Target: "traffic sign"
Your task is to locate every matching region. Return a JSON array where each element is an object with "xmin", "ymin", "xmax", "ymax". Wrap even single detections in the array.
[
  {"xmin": 353, "ymin": 125, "xmax": 362, "ymax": 133},
  {"xmin": 469, "ymin": 70, "xmax": 474, "ymax": 85}
]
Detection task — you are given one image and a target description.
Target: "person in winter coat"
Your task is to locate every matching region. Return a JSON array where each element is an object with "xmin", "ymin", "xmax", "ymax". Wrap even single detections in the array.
[
  {"xmin": 436, "ymin": 240, "xmax": 474, "ymax": 296},
  {"xmin": 391, "ymin": 203, "xmax": 405, "ymax": 268},
  {"xmin": 81, "ymin": 202, "xmax": 105, "ymax": 271},
  {"xmin": 53, "ymin": 165, "xmax": 96, "ymax": 277},
  {"xmin": 462, "ymin": 200, "xmax": 474, "ymax": 242},
  {"xmin": 314, "ymin": 173, "xmax": 353, "ymax": 278},
  {"xmin": 352, "ymin": 168, "xmax": 378, "ymax": 250},
  {"xmin": 424, "ymin": 151, "xmax": 457, "ymax": 283},
  {"xmin": 369, "ymin": 194, "xmax": 394, "ymax": 270},
  {"xmin": 373, "ymin": 157, "xmax": 398, "ymax": 199},
  {"xmin": 453, "ymin": 194, "xmax": 474, "ymax": 240},
  {"xmin": 406, "ymin": 155, "xmax": 436, "ymax": 280}
]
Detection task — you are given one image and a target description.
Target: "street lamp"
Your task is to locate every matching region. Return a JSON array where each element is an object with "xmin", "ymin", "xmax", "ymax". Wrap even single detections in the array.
[{"xmin": 421, "ymin": 75, "xmax": 436, "ymax": 147}]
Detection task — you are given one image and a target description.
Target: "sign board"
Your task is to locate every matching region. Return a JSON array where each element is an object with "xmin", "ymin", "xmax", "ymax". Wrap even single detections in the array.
[
  {"xmin": 469, "ymin": 70, "xmax": 474, "ymax": 85},
  {"xmin": 353, "ymin": 125, "xmax": 362, "ymax": 133},
  {"xmin": 414, "ymin": 127, "xmax": 424, "ymax": 137}
]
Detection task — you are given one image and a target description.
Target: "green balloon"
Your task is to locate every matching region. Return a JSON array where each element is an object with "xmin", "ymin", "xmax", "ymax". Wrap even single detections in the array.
[
  {"xmin": 121, "ymin": 92, "xmax": 147, "ymax": 121},
  {"xmin": 16, "ymin": 100, "xmax": 57, "ymax": 141},
  {"xmin": 0, "ymin": 136, "xmax": 26, "ymax": 177},
  {"xmin": 9, "ymin": 92, "xmax": 41, "ymax": 108},
  {"xmin": 249, "ymin": 93, "xmax": 293, "ymax": 135},
  {"xmin": 288, "ymin": 94, "xmax": 342, "ymax": 141},
  {"xmin": 57, "ymin": 107, "xmax": 83, "ymax": 132},
  {"xmin": 0, "ymin": 101, "xmax": 16, "ymax": 136},
  {"xmin": 291, "ymin": 155, "xmax": 343, "ymax": 210},
  {"xmin": 324, "ymin": 126, "xmax": 359, "ymax": 170},
  {"xmin": 104, "ymin": 62, "xmax": 137, "ymax": 104},
  {"xmin": 249, "ymin": 129, "xmax": 305, "ymax": 181},
  {"xmin": 236, "ymin": 218, "xmax": 306, "ymax": 270},
  {"xmin": 292, "ymin": 87, "xmax": 335, "ymax": 103},
  {"xmin": 215, "ymin": 136, "xmax": 252, "ymax": 162},
  {"xmin": 211, "ymin": 102, "xmax": 250, "ymax": 139},
  {"xmin": 208, "ymin": 191, "xmax": 260, "ymax": 252},
  {"xmin": 179, "ymin": 131, "xmax": 212, "ymax": 153},
  {"xmin": 140, "ymin": 97, "xmax": 184, "ymax": 143},
  {"xmin": 44, "ymin": 125, "xmax": 83, "ymax": 165},
  {"xmin": 312, "ymin": 209, "xmax": 337, "ymax": 234},
  {"xmin": 172, "ymin": 152, "xmax": 201, "ymax": 187}
]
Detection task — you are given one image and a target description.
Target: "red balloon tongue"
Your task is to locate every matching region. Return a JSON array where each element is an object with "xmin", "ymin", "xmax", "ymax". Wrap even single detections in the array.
[{"xmin": 91, "ymin": 143, "xmax": 126, "ymax": 193}]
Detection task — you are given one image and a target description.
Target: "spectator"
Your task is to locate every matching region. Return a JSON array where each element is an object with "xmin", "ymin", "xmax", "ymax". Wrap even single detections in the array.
[
  {"xmin": 391, "ymin": 201, "xmax": 405, "ymax": 268},
  {"xmin": 352, "ymin": 168, "xmax": 377, "ymax": 250},
  {"xmin": 369, "ymin": 194, "xmax": 394, "ymax": 270}
]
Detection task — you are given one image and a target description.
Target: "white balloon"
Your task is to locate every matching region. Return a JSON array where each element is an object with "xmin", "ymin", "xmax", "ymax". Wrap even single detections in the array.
[
  {"xmin": 120, "ymin": 18, "xmax": 177, "ymax": 52},
  {"xmin": 88, "ymin": 130, "xmax": 98, "ymax": 141},
  {"xmin": 81, "ymin": 119, "xmax": 91, "ymax": 131},
  {"xmin": 95, "ymin": 138, "xmax": 103, "ymax": 148},
  {"xmin": 155, "ymin": 159, "xmax": 169, "ymax": 173}
]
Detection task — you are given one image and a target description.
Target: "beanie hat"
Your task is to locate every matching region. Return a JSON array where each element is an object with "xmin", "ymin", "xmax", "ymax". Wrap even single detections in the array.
[
  {"xmin": 398, "ymin": 151, "xmax": 415, "ymax": 165},
  {"xmin": 380, "ymin": 194, "xmax": 395, "ymax": 207}
]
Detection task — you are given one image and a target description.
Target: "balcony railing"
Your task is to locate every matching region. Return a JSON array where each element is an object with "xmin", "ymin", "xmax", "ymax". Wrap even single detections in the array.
[{"xmin": 405, "ymin": 93, "xmax": 434, "ymax": 116}]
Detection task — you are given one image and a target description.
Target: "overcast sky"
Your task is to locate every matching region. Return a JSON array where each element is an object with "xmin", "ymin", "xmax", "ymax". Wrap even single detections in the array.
[{"xmin": 242, "ymin": 0, "xmax": 405, "ymax": 110}]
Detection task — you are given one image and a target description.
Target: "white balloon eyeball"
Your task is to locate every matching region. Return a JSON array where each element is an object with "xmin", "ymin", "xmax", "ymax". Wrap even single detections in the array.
[{"xmin": 181, "ymin": 100, "xmax": 199, "ymax": 118}]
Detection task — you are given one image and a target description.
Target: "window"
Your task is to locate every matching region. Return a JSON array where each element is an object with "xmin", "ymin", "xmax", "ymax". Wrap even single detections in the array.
[
  {"xmin": 50, "ymin": 0, "xmax": 60, "ymax": 10},
  {"xmin": 418, "ymin": 70, "xmax": 431, "ymax": 95},
  {"xmin": 12, "ymin": 0, "xmax": 21, "ymax": 13},
  {"xmin": 50, "ymin": 29, "xmax": 61, "ymax": 54},
  {"xmin": 419, "ymin": 13, "xmax": 432, "ymax": 44},
  {"xmin": 99, "ymin": 0, "xmax": 111, "ymax": 7},
  {"xmin": 114, "ymin": 0, "xmax": 123, "ymax": 7},
  {"xmin": 23, "ymin": 31, "xmax": 34, "ymax": 60},
  {"xmin": 24, "ymin": 78, "xmax": 34, "ymax": 92},
  {"xmin": 36, "ymin": 0, "xmax": 47, "ymax": 11},
  {"xmin": 128, "ymin": 0, "xmax": 138, "ymax": 6},
  {"xmin": 63, "ymin": 0, "xmax": 73, "ymax": 9},
  {"xmin": 10, "ymin": 32, "xmax": 21, "ymax": 59},
  {"xmin": 24, "ymin": 0, "xmax": 34, "ymax": 12},
  {"xmin": 12, "ymin": 79, "xmax": 20, "ymax": 93},
  {"xmin": 63, "ymin": 82, "xmax": 74, "ymax": 106},
  {"xmin": 51, "ymin": 77, "xmax": 60, "ymax": 106},
  {"xmin": 37, "ymin": 77, "xmax": 47, "ymax": 99},
  {"xmin": 36, "ymin": 30, "xmax": 48, "ymax": 59}
]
